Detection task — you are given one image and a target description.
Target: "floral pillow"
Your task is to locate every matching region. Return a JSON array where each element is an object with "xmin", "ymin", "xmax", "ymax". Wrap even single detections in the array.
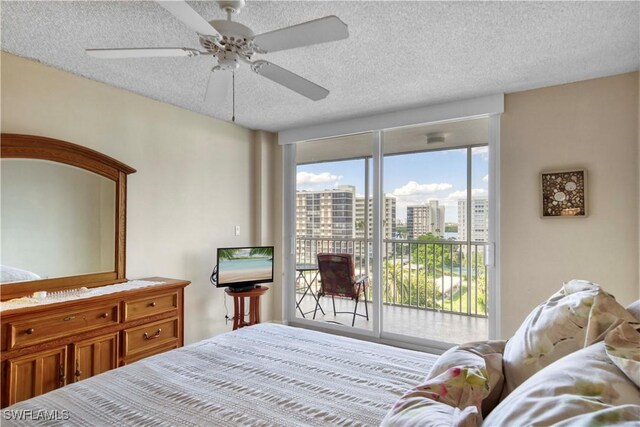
[
  {"xmin": 484, "ymin": 341, "xmax": 640, "ymax": 426},
  {"xmin": 381, "ymin": 366, "xmax": 487, "ymax": 427},
  {"xmin": 502, "ymin": 280, "xmax": 635, "ymax": 395},
  {"xmin": 381, "ymin": 397, "xmax": 478, "ymax": 427},
  {"xmin": 427, "ymin": 340, "xmax": 506, "ymax": 417},
  {"xmin": 604, "ymin": 321, "xmax": 640, "ymax": 387}
]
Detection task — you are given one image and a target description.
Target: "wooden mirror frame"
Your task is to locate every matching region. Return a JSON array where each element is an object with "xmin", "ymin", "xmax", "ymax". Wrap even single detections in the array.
[{"xmin": 0, "ymin": 134, "xmax": 136, "ymax": 300}]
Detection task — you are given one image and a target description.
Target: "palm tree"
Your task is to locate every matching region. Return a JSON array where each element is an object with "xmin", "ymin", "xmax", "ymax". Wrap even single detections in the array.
[
  {"xmin": 218, "ymin": 249, "xmax": 239, "ymax": 260},
  {"xmin": 249, "ymin": 247, "xmax": 273, "ymax": 258}
]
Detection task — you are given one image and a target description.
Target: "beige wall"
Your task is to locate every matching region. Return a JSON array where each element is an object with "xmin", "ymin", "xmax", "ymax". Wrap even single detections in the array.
[
  {"xmin": 0, "ymin": 52, "xmax": 279, "ymax": 343},
  {"xmin": 252, "ymin": 130, "xmax": 283, "ymax": 322},
  {"xmin": 501, "ymin": 72, "xmax": 639, "ymax": 337}
]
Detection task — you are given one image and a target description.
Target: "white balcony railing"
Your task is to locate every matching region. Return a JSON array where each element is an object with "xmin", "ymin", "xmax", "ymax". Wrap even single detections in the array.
[{"xmin": 295, "ymin": 237, "xmax": 487, "ymax": 318}]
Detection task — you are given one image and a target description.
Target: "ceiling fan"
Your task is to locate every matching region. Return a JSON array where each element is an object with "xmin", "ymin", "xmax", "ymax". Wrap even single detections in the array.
[{"xmin": 86, "ymin": 0, "xmax": 349, "ymax": 117}]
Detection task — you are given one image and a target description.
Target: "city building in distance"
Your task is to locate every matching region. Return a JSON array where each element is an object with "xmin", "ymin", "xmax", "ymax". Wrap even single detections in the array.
[
  {"xmin": 458, "ymin": 197, "xmax": 489, "ymax": 242},
  {"xmin": 355, "ymin": 194, "xmax": 396, "ymax": 240},
  {"xmin": 296, "ymin": 185, "xmax": 396, "ymax": 239},
  {"xmin": 407, "ymin": 200, "xmax": 446, "ymax": 239}
]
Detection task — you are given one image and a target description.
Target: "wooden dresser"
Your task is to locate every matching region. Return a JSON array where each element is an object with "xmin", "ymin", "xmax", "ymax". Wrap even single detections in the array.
[{"xmin": 0, "ymin": 277, "xmax": 189, "ymax": 408}]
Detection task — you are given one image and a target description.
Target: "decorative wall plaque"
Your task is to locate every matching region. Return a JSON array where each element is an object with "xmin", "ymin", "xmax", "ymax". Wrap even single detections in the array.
[{"xmin": 541, "ymin": 169, "xmax": 587, "ymax": 217}]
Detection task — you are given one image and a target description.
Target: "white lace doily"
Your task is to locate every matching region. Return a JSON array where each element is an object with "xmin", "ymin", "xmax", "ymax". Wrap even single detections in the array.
[{"xmin": 0, "ymin": 280, "xmax": 166, "ymax": 312}]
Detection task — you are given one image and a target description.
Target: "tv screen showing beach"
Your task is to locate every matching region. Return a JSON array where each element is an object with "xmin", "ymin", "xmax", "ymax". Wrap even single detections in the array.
[{"xmin": 217, "ymin": 247, "xmax": 274, "ymax": 285}]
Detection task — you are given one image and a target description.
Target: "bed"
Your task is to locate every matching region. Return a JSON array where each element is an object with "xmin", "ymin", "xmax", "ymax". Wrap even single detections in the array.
[{"xmin": 2, "ymin": 324, "xmax": 437, "ymax": 426}]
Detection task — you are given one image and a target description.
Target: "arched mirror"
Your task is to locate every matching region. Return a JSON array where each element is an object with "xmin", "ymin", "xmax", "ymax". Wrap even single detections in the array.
[{"xmin": 0, "ymin": 134, "xmax": 135, "ymax": 300}]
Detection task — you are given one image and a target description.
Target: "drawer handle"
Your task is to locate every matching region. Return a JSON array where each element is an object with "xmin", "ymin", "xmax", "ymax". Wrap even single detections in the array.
[
  {"xmin": 101, "ymin": 312, "xmax": 109, "ymax": 318},
  {"xmin": 63, "ymin": 315, "xmax": 76, "ymax": 321},
  {"xmin": 143, "ymin": 328, "xmax": 162, "ymax": 340},
  {"xmin": 75, "ymin": 361, "xmax": 82, "ymax": 380},
  {"xmin": 149, "ymin": 302, "xmax": 157, "ymax": 307},
  {"xmin": 26, "ymin": 328, "xmax": 35, "ymax": 335},
  {"xmin": 59, "ymin": 364, "xmax": 66, "ymax": 387}
]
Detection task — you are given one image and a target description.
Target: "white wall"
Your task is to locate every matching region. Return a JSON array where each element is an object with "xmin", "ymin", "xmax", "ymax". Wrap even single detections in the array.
[
  {"xmin": 500, "ymin": 72, "xmax": 639, "ymax": 337},
  {"xmin": 1, "ymin": 159, "xmax": 115, "ymax": 278},
  {"xmin": 1, "ymin": 52, "xmax": 279, "ymax": 343}
]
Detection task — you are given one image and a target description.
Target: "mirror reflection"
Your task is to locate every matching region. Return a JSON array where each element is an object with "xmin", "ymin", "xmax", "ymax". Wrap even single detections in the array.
[{"xmin": 1, "ymin": 159, "xmax": 116, "ymax": 283}]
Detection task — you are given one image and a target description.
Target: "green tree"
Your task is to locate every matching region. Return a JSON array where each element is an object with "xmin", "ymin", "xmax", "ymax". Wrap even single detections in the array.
[
  {"xmin": 382, "ymin": 259, "xmax": 443, "ymax": 309},
  {"xmin": 409, "ymin": 234, "xmax": 457, "ymax": 275}
]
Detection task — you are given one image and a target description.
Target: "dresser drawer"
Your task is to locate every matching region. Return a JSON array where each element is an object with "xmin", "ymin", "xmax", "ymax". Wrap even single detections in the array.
[
  {"xmin": 123, "ymin": 292, "xmax": 178, "ymax": 321},
  {"xmin": 121, "ymin": 341, "xmax": 179, "ymax": 365},
  {"xmin": 8, "ymin": 304, "xmax": 119, "ymax": 350},
  {"xmin": 123, "ymin": 317, "xmax": 179, "ymax": 358}
]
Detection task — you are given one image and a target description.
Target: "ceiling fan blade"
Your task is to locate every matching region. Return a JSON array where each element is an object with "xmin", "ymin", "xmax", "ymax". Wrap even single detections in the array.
[
  {"xmin": 156, "ymin": 1, "xmax": 221, "ymax": 38},
  {"xmin": 205, "ymin": 67, "xmax": 232, "ymax": 104},
  {"xmin": 251, "ymin": 61, "xmax": 329, "ymax": 101},
  {"xmin": 253, "ymin": 15, "xmax": 348, "ymax": 53},
  {"xmin": 86, "ymin": 48, "xmax": 201, "ymax": 58}
]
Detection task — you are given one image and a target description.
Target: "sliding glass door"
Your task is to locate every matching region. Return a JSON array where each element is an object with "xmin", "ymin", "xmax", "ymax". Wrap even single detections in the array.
[
  {"xmin": 293, "ymin": 133, "xmax": 375, "ymax": 332},
  {"xmin": 381, "ymin": 118, "xmax": 489, "ymax": 344},
  {"xmin": 287, "ymin": 117, "xmax": 493, "ymax": 347}
]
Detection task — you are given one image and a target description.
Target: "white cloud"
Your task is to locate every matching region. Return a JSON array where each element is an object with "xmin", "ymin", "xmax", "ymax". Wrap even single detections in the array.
[
  {"xmin": 446, "ymin": 188, "xmax": 488, "ymax": 200},
  {"xmin": 482, "ymin": 174, "xmax": 489, "ymax": 183},
  {"xmin": 392, "ymin": 181, "xmax": 452, "ymax": 197},
  {"xmin": 390, "ymin": 181, "xmax": 455, "ymax": 222},
  {"xmin": 296, "ymin": 172, "xmax": 342, "ymax": 190},
  {"xmin": 472, "ymin": 146, "xmax": 489, "ymax": 160},
  {"xmin": 297, "ymin": 171, "xmax": 342, "ymax": 184}
]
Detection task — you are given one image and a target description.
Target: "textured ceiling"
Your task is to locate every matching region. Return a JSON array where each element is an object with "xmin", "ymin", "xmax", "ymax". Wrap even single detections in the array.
[{"xmin": 2, "ymin": 1, "xmax": 639, "ymax": 132}]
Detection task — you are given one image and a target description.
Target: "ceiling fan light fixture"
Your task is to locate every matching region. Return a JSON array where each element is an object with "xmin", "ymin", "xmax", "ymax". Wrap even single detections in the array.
[
  {"xmin": 86, "ymin": 0, "xmax": 349, "ymax": 121},
  {"xmin": 426, "ymin": 133, "xmax": 445, "ymax": 144}
]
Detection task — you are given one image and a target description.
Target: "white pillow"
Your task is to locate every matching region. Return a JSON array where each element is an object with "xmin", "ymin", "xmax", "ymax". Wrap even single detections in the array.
[
  {"xmin": 0, "ymin": 265, "xmax": 41, "ymax": 283},
  {"xmin": 626, "ymin": 300, "xmax": 640, "ymax": 322},
  {"xmin": 604, "ymin": 321, "xmax": 640, "ymax": 387},
  {"xmin": 502, "ymin": 280, "xmax": 635, "ymax": 396},
  {"xmin": 485, "ymin": 342, "xmax": 640, "ymax": 426}
]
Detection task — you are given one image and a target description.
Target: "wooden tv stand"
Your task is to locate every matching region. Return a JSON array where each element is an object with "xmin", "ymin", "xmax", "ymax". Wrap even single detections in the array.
[{"xmin": 225, "ymin": 286, "xmax": 269, "ymax": 330}]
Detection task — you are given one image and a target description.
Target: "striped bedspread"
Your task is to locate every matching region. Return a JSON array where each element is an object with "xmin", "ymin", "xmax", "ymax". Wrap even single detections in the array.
[{"xmin": 2, "ymin": 324, "xmax": 436, "ymax": 426}]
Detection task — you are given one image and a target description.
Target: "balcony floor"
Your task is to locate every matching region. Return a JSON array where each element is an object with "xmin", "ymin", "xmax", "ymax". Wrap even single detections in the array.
[{"xmin": 295, "ymin": 293, "xmax": 488, "ymax": 344}]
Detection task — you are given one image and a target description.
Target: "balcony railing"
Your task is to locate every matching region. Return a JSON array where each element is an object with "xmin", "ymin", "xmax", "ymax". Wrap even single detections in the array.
[{"xmin": 295, "ymin": 237, "xmax": 487, "ymax": 318}]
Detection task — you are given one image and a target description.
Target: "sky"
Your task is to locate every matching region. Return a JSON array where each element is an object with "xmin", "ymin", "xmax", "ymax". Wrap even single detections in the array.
[{"xmin": 297, "ymin": 146, "xmax": 489, "ymax": 223}]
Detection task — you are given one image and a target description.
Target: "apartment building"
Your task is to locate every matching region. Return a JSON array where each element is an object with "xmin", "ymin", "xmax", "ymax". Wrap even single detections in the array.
[
  {"xmin": 297, "ymin": 185, "xmax": 396, "ymax": 241},
  {"xmin": 457, "ymin": 198, "xmax": 489, "ymax": 242},
  {"xmin": 407, "ymin": 200, "xmax": 446, "ymax": 239},
  {"xmin": 296, "ymin": 185, "xmax": 356, "ymax": 238},
  {"xmin": 355, "ymin": 195, "xmax": 397, "ymax": 240}
]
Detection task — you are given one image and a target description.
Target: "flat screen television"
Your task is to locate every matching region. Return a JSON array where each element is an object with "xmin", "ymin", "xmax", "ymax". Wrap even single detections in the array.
[{"xmin": 214, "ymin": 246, "xmax": 274, "ymax": 291}]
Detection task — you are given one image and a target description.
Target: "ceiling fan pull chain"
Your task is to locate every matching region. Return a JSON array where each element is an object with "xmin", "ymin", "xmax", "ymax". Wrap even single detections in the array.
[{"xmin": 232, "ymin": 70, "xmax": 236, "ymax": 123}]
